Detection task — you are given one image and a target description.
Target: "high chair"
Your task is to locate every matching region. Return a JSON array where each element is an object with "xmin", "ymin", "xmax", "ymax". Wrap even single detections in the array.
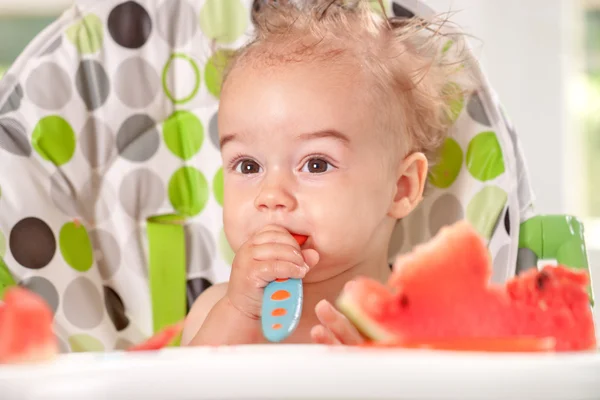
[{"xmin": 0, "ymin": 0, "xmax": 593, "ymax": 355}]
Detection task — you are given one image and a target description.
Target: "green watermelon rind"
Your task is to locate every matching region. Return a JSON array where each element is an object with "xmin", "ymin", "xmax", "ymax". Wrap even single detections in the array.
[{"xmin": 336, "ymin": 291, "xmax": 398, "ymax": 343}]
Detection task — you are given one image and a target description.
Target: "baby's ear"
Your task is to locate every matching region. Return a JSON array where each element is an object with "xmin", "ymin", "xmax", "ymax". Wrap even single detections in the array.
[{"xmin": 387, "ymin": 152, "xmax": 428, "ymax": 219}]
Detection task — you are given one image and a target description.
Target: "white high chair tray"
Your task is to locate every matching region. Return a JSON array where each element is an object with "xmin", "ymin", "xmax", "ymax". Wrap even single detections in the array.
[{"xmin": 0, "ymin": 345, "xmax": 599, "ymax": 400}]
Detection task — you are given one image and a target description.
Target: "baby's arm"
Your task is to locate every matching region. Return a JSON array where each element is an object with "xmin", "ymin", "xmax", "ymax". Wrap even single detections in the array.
[{"xmin": 181, "ymin": 283, "xmax": 264, "ymax": 346}]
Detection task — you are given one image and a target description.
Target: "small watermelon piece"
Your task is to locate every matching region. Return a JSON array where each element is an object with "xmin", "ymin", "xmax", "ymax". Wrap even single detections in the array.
[
  {"xmin": 0, "ymin": 286, "xmax": 58, "ymax": 363},
  {"xmin": 291, "ymin": 234, "xmax": 308, "ymax": 246},
  {"xmin": 127, "ymin": 322, "xmax": 184, "ymax": 352},
  {"xmin": 337, "ymin": 221, "xmax": 597, "ymax": 352}
]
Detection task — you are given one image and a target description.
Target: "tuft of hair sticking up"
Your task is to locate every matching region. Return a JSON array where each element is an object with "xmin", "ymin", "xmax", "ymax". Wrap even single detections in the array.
[{"xmin": 220, "ymin": 0, "xmax": 475, "ymax": 169}]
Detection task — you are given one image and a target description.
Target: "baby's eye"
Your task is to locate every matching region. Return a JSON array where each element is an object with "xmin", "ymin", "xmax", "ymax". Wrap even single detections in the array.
[
  {"xmin": 235, "ymin": 159, "xmax": 261, "ymax": 174},
  {"xmin": 302, "ymin": 158, "xmax": 333, "ymax": 174}
]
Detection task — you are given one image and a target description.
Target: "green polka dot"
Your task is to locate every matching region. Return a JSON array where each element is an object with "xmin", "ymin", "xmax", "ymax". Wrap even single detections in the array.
[
  {"xmin": 32, "ymin": 116, "xmax": 76, "ymax": 166},
  {"xmin": 168, "ymin": 166, "xmax": 209, "ymax": 217},
  {"xmin": 219, "ymin": 229, "xmax": 235, "ymax": 265},
  {"xmin": 466, "ymin": 186, "xmax": 507, "ymax": 239},
  {"xmin": 66, "ymin": 14, "xmax": 104, "ymax": 54},
  {"xmin": 0, "ymin": 230, "xmax": 5, "ymax": 258},
  {"xmin": 199, "ymin": 0, "xmax": 248, "ymax": 44},
  {"xmin": 442, "ymin": 40, "xmax": 454, "ymax": 54},
  {"xmin": 368, "ymin": 0, "xmax": 390, "ymax": 15},
  {"xmin": 162, "ymin": 53, "xmax": 201, "ymax": 104},
  {"xmin": 213, "ymin": 167, "xmax": 224, "ymax": 207},
  {"xmin": 59, "ymin": 221, "xmax": 93, "ymax": 272},
  {"xmin": 68, "ymin": 334, "xmax": 104, "ymax": 352},
  {"xmin": 466, "ymin": 131, "xmax": 505, "ymax": 181},
  {"xmin": 429, "ymin": 138, "xmax": 462, "ymax": 189},
  {"xmin": 163, "ymin": 111, "xmax": 204, "ymax": 161},
  {"xmin": 443, "ymin": 82, "xmax": 464, "ymax": 123},
  {"xmin": 205, "ymin": 49, "xmax": 235, "ymax": 99}
]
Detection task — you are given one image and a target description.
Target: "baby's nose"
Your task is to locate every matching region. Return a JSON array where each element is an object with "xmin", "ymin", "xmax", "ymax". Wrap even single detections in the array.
[{"xmin": 254, "ymin": 177, "xmax": 297, "ymax": 212}]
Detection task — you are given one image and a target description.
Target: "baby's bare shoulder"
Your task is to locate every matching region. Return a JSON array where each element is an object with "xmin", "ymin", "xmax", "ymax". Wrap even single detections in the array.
[{"xmin": 181, "ymin": 282, "xmax": 228, "ymax": 345}]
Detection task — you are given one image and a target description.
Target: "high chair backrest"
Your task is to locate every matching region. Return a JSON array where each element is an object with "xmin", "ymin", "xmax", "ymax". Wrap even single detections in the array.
[{"xmin": 0, "ymin": 0, "xmax": 590, "ymax": 352}]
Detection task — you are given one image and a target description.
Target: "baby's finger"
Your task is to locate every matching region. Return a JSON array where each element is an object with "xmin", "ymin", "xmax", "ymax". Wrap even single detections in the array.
[
  {"xmin": 251, "ymin": 243, "xmax": 306, "ymax": 267},
  {"xmin": 252, "ymin": 260, "xmax": 309, "ymax": 284},
  {"xmin": 315, "ymin": 299, "xmax": 364, "ymax": 345},
  {"xmin": 310, "ymin": 325, "xmax": 340, "ymax": 345},
  {"xmin": 252, "ymin": 229, "xmax": 300, "ymax": 249}
]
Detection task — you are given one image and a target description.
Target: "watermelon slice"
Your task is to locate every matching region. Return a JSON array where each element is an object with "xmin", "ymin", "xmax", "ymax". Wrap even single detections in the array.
[
  {"xmin": 0, "ymin": 286, "xmax": 58, "ymax": 363},
  {"xmin": 0, "ymin": 286, "xmax": 185, "ymax": 364},
  {"xmin": 127, "ymin": 322, "xmax": 184, "ymax": 352},
  {"xmin": 337, "ymin": 221, "xmax": 597, "ymax": 352}
]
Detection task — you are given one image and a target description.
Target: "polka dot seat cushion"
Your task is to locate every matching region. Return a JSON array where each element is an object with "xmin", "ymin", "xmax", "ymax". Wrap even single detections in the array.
[{"xmin": 0, "ymin": 0, "xmax": 544, "ymax": 352}]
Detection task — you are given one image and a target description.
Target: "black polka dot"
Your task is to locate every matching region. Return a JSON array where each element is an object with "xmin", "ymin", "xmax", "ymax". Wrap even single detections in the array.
[
  {"xmin": 186, "ymin": 277, "xmax": 213, "ymax": 312},
  {"xmin": 108, "ymin": 1, "xmax": 152, "ymax": 49},
  {"xmin": 392, "ymin": 2, "xmax": 415, "ymax": 18},
  {"xmin": 104, "ymin": 286, "xmax": 130, "ymax": 331},
  {"xmin": 504, "ymin": 207, "xmax": 510, "ymax": 235},
  {"xmin": 9, "ymin": 217, "xmax": 56, "ymax": 269}
]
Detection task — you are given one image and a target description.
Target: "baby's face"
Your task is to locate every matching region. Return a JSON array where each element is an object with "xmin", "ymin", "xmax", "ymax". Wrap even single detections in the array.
[{"xmin": 218, "ymin": 59, "xmax": 401, "ymax": 279}]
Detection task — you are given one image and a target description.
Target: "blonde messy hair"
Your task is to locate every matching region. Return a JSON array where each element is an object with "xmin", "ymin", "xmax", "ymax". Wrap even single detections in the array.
[{"xmin": 221, "ymin": 0, "xmax": 473, "ymax": 166}]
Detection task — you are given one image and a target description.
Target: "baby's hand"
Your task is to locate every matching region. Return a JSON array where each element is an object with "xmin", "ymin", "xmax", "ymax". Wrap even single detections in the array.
[
  {"xmin": 310, "ymin": 294, "xmax": 365, "ymax": 346},
  {"xmin": 226, "ymin": 225, "xmax": 319, "ymax": 320}
]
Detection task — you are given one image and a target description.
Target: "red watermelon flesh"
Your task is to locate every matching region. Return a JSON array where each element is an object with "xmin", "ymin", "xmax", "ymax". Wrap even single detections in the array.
[
  {"xmin": 127, "ymin": 322, "xmax": 184, "ymax": 352},
  {"xmin": 0, "ymin": 287, "xmax": 58, "ymax": 363},
  {"xmin": 0, "ymin": 286, "xmax": 185, "ymax": 364},
  {"xmin": 336, "ymin": 221, "xmax": 597, "ymax": 352}
]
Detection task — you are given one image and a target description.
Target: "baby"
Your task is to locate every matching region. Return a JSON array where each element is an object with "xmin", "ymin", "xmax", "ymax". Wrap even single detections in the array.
[{"xmin": 182, "ymin": 0, "xmax": 468, "ymax": 346}]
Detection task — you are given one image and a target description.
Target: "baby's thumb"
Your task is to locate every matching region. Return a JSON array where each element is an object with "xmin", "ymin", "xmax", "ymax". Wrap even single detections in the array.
[{"xmin": 302, "ymin": 249, "xmax": 319, "ymax": 268}]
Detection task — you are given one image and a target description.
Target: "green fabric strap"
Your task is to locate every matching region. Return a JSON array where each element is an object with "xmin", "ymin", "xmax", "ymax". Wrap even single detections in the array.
[
  {"xmin": 0, "ymin": 256, "xmax": 16, "ymax": 300},
  {"xmin": 147, "ymin": 214, "xmax": 187, "ymax": 345}
]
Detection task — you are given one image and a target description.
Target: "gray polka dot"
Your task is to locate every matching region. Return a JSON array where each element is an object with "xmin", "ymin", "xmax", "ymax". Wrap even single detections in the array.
[
  {"xmin": 119, "ymin": 168, "xmax": 165, "ymax": 219},
  {"xmin": 114, "ymin": 57, "xmax": 159, "ymax": 108},
  {"xmin": 50, "ymin": 171, "xmax": 79, "ymax": 217},
  {"xmin": 76, "ymin": 60, "xmax": 110, "ymax": 111},
  {"xmin": 116, "ymin": 114, "xmax": 160, "ymax": 162},
  {"xmin": 51, "ymin": 172, "xmax": 116, "ymax": 222},
  {"xmin": 40, "ymin": 36, "xmax": 62, "ymax": 56},
  {"xmin": 62, "ymin": 277, "xmax": 104, "ymax": 329},
  {"xmin": 89, "ymin": 228, "xmax": 121, "ymax": 280},
  {"xmin": 0, "ymin": 118, "xmax": 31, "ymax": 156},
  {"xmin": 409, "ymin": 206, "xmax": 427, "ymax": 246},
  {"xmin": 516, "ymin": 248, "xmax": 538, "ymax": 275},
  {"xmin": 428, "ymin": 194, "xmax": 464, "ymax": 237},
  {"xmin": 467, "ymin": 91, "xmax": 491, "ymax": 126},
  {"xmin": 78, "ymin": 174, "xmax": 117, "ymax": 224},
  {"xmin": 26, "ymin": 62, "xmax": 72, "ymax": 110},
  {"xmin": 492, "ymin": 244, "xmax": 509, "ymax": 284},
  {"xmin": 387, "ymin": 220, "xmax": 404, "ymax": 261},
  {"xmin": 125, "ymin": 228, "xmax": 148, "ymax": 277},
  {"xmin": 157, "ymin": 0, "xmax": 198, "ymax": 47},
  {"xmin": 115, "ymin": 338, "xmax": 134, "ymax": 350},
  {"xmin": 80, "ymin": 117, "xmax": 116, "ymax": 168},
  {"xmin": 186, "ymin": 224, "xmax": 216, "ymax": 275},
  {"xmin": 209, "ymin": 112, "xmax": 219, "ymax": 149},
  {"xmin": 0, "ymin": 75, "xmax": 24, "ymax": 115},
  {"xmin": 20, "ymin": 276, "xmax": 59, "ymax": 314},
  {"xmin": 56, "ymin": 335, "xmax": 70, "ymax": 353}
]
